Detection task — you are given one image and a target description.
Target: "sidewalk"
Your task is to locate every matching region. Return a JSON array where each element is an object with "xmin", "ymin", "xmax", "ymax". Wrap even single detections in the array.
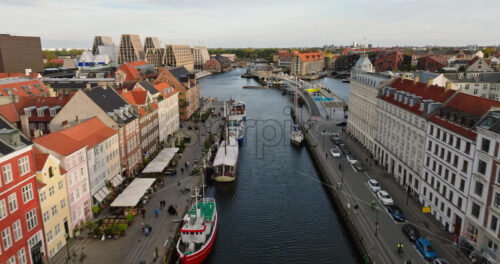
[{"xmin": 51, "ymin": 114, "xmax": 224, "ymax": 264}]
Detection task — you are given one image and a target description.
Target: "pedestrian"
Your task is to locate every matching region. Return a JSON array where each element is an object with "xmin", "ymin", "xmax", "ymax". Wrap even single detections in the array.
[
  {"xmin": 141, "ymin": 222, "xmax": 145, "ymax": 232},
  {"xmin": 153, "ymin": 247, "xmax": 159, "ymax": 262},
  {"xmin": 177, "ymin": 180, "xmax": 180, "ymax": 187},
  {"xmin": 181, "ymin": 168, "xmax": 184, "ymax": 175},
  {"xmin": 141, "ymin": 208, "xmax": 146, "ymax": 219},
  {"xmin": 154, "ymin": 209, "xmax": 159, "ymax": 217}
]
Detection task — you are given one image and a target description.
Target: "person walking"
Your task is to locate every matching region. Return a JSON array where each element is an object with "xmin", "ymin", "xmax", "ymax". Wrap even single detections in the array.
[
  {"xmin": 141, "ymin": 208, "xmax": 146, "ymax": 219},
  {"xmin": 153, "ymin": 247, "xmax": 159, "ymax": 262},
  {"xmin": 154, "ymin": 209, "xmax": 159, "ymax": 217},
  {"xmin": 141, "ymin": 222, "xmax": 145, "ymax": 233},
  {"xmin": 181, "ymin": 168, "xmax": 184, "ymax": 175}
]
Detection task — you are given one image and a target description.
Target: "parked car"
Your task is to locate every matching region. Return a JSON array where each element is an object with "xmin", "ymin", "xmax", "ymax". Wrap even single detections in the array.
[
  {"xmin": 416, "ymin": 238, "xmax": 437, "ymax": 260},
  {"xmin": 330, "ymin": 148, "xmax": 341, "ymax": 158},
  {"xmin": 387, "ymin": 205, "xmax": 405, "ymax": 221},
  {"xmin": 367, "ymin": 179, "xmax": 381, "ymax": 193},
  {"xmin": 338, "ymin": 144, "xmax": 349, "ymax": 155},
  {"xmin": 352, "ymin": 161, "xmax": 365, "ymax": 172},
  {"xmin": 336, "ymin": 121, "xmax": 347, "ymax": 127},
  {"xmin": 346, "ymin": 155, "xmax": 357, "ymax": 164},
  {"xmin": 376, "ymin": 190, "xmax": 394, "ymax": 206},
  {"xmin": 433, "ymin": 258, "xmax": 450, "ymax": 264},
  {"xmin": 402, "ymin": 223, "xmax": 420, "ymax": 242}
]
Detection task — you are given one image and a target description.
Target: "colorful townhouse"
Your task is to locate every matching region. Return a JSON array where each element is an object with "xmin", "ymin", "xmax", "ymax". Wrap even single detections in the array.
[
  {"xmin": 34, "ymin": 150, "xmax": 72, "ymax": 260},
  {"xmin": 34, "ymin": 131, "xmax": 92, "ymax": 230},
  {"xmin": 0, "ymin": 116, "xmax": 45, "ymax": 264}
]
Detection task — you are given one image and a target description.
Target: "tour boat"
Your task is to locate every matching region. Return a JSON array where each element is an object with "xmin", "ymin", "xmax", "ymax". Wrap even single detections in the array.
[
  {"xmin": 176, "ymin": 191, "xmax": 217, "ymax": 264},
  {"xmin": 342, "ymin": 77, "xmax": 351, "ymax": 83},
  {"xmin": 230, "ymin": 100, "xmax": 246, "ymax": 121},
  {"xmin": 290, "ymin": 124, "xmax": 303, "ymax": 146},
  {"xmin": 228, "ymin": 115, "xmax": 244, "ymax": 143},
  {"xmin": 213, "ymin": 136, "xmax": 239, "ymax": 182}
]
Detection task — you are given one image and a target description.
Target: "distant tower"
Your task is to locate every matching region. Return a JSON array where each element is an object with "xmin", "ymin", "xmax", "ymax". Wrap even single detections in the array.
[
  {"xmin": 92, "ymin": 36, "xmax": 114, "ymax": 55},
  {"xmin": 117, "ymin": 34, "xmax": 145, "ymax": 64},
  {"xmin": 144, "ymin": 37, "xmax": 161, "ymax": 52},
  {"xmin": 351, "ymin": 54, "xmax": 374, "ymax": 78}
]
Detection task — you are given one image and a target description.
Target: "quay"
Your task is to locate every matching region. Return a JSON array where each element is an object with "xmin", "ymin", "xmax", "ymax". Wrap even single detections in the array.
[{"xmin": 242, "ymin": 85, "xmax": 268, "ymax": 89}]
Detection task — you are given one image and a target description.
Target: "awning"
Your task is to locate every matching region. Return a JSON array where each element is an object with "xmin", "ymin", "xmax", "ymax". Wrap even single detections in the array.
[
  {"xmin": 142, "ymin": 148, "xmax": 179, "ymax": 173},
  {"xmin": 93, "ymin": 186, "xmax": 111, "ymax": 203},
  {"xmin": 110, "ymin": 178, "xmax": 155, "ymax": 207},
  {"xmin": 110, "ymin": 174, "xmax": 124, "ymax": 187}
]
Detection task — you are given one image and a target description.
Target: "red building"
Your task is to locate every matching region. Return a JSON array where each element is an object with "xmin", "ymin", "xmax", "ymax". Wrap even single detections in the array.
[
  {"xmin": 374, "ymin": 51, "xmax": 405, "ymax": 71},
  {"xmin": 0, "ymin": 116, "xmax": 45, "ymax": 264},
  {"xmin": 114, "ymin": 61, "xmax": 158, "ymax": 90},
  {"xmin": 417, "ymin": 56, "xmax": 447, "ymax": 72}
]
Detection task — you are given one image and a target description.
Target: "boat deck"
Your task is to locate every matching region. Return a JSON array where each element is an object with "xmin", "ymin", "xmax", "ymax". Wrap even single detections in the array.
[{"xmin": 189, "ymin": 201, "xmax": 216, "ymax": 222}]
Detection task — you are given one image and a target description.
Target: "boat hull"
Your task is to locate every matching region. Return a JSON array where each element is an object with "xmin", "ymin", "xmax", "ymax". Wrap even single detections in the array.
[
  {"xmin": 214, "ymin": 175, "xmax": 236, "ymax": 182},
  {"xmin": 177, "ymin": 207, "xmax": 218, "ymax": 264},
  {"xmin": 290, "ymin": 138, "xmax": 303, "ymax": 146}
]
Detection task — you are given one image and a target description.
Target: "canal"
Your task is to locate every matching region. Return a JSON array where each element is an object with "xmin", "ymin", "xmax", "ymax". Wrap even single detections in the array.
[{"xmin": 198, "ymin": 68, "xmax": 360, "ymax": 264}]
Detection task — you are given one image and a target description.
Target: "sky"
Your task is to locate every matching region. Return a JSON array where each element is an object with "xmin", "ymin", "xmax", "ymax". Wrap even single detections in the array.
[{"xmin": 0, "ymin": 0, "xmax": 499, "ymax": 49}]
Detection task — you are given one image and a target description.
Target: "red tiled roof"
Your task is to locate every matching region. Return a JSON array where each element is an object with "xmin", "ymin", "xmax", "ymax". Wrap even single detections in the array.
[
  {"xmin": 121, "ymin": 90, "xmax": 148, "ymax": 106},
  {"xmin": 154, "ymin": 82, "xmax": 171, "ymax": 93},
  {"xmin": 59, "ymin": 167, "xmax": 67, "ymax": 175},
  {"xmin": 138, "ymin": 108, "xmax": 147, "ymax": 116},
  {"xmin": 49, "ymin": 59, "xmax": 64, "ymax": 65},
  {"xmin": 36, "ymin": 180, "xmax": 47, "ymax": 189},
  {"xmin": 0, "ymin": 103, "xmax": 19, "ymax": 123},
  {"xmin": 0, "ymin": 73, "xmax": 39, "ymax": 79},
  {"xmin": 297, "ymin": 52, "xmax": 324, "ymax": 62},
  {"xmin": 155, "ymin": 68, "xmax": 185, "ymax": 92},
  {"xmin": 34, "ymin": 152, "xmax": 49, "ymax": 171},
  {"xmin": 429, "ymin": 116, "xmax": 477, "ymax": 140},
  {"xmin": 151, "ymin": 102, "xmax": 158, "ymax": 110},
  {"xmin": 0, "ymin": 79, "xmax": 49, "ymax": 96},
  {"xmin": 116, "ymin": 61, "xmax": 147, "ymax": 82},
  {"xmin": 12, "ymin": 95, "xmax": 73, "ymax": 122},
  {"xmin": 34, "ymin": 117, "xmax": 116, "ymax": 156}
]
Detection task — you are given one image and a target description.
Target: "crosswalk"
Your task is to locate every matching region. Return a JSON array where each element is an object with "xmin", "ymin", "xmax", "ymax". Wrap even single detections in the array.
[{"xmin": 320, "ymin": 131, "xmax": 338, "ymax": 136}]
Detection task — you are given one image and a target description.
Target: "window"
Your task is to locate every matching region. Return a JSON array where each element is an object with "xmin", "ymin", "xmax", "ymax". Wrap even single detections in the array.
[
  {"xmin": 7, "ymin": 256, "xmax": 15, "ymax": 264},
  {"xmin": 437, "ymin": 128, "xmax": 441, "ymax": 139},
  {"xmin": 491, "ymin": 216, "xmax": 498, "ymax": 231},
  {"xmin": 448, "ymin": 135, "xmax": 454, "ymax": 145},
  {"xmin": 61, "ymin": 198, "xmax": 66, "ymax": 209},
  {"xmin": 478, "ymin": 160, "xmax": 487, "ymax": 175},
  {"xmin": 18, "ymin": 156, "xmax": 30, "ymax": 175},
  {"xmin": 451, "ymin": 173, "xmax": 456, "ymax": 185},
  {"xmin": 43, "ymin": 211, "xmax": 50, "ymax": 222},
  {"xmin": 58, "ymin": 180, "xmax": 64, "ymax": 190},
  {"xmin": 21, "ymin": 184, "xmax": 34, "ymax": 203},
  {"xmin": 453, "ymin": 155, "xmax": 459, "ymax": 167},
  {"xmin": 495, "ymin": 193, "xmax": 500, "ymax": 208},
  {"xmin": 3, "ymin": 164, "xmax": 13, "ymax": 184},
  {"xmin": 12, "ymin": 220, "xmax": 22, "ymax": 241},
  {"xmin": 47, "ymin": 230, "xmax": 53, "ymax": 242},
  {"xmin": 465, "ymin": 142, "xmax": 471, "ymax": 154},
  {"xmin": 17, "ymin": 248, "xmax": 27, "ymax": 264},
  {"xmin": 2, "ymin": 227, "xmax": 12, "ymax": 249},
  {"xmin": 40, "ymin": 191, "xmax": 46, "ymax": 202},
  {"xmin": 25, "ymin": 209, "xmax": 38, "ymax": 231},
  {"xmin": 0, "ymin": 199, "xmax": 7, "ymax": 219},
  {"xmin": 460, "ymin": 179, "xmax": 465, "ymax": 192},
  {"xmin": 48, "ymin": 167, "xmax": 54, "ymax": 178},
  {"xmin": 457, "ymin": 197, "xmax": 463, "ymax": 209},
  {"xmin": 481, "ymin": 138, "xmax": 491, "ymax": 153},
  {"xmin": 463, "ymin": 160, "xmax": 469, "ymax": 173},
  {"xmin": 427, "ymin": 141, "xmax": 432, "ymax": 151},
  {"xmin": 49, "ymin": 186, "xmax": 55, "ymax": 196},
  {"xmin": 475, "ymin": 181, "xmax": 484, "ymax": 196},
  {"xmin": 455, "ymin": 138, "xmax": 461, "ymax": 149},
  {"xmin": 8, "ymin": 193, "xmax": 17, "ymax": 212},
  {"xmin": 55, "ymin": 224, "xmax": 61, "ymax": 235},
  {"xmin": 471, "ymin": 202, "xmax": 481, "ymax": 218},
  {"xmin": 51, "ymin": 205, "xmax": 57, "ymax": 216},
  {"xmin": 446, "ymin": 152, "xmax": 451, "ymax": 163}
]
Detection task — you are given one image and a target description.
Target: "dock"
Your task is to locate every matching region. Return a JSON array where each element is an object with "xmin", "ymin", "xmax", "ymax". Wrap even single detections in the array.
[{"xmin": 243, "ymin": 85, "xmax": 268, "ymax": 89}]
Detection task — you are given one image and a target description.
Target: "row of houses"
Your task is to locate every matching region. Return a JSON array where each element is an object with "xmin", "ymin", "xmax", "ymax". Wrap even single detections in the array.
[
  {"xmin": 347, "ymin": 55, "xmax": 500, "ymax": 262},
  {"xmin": 0, "ymin": 63, "xmax": 195, "ymax": 263}
]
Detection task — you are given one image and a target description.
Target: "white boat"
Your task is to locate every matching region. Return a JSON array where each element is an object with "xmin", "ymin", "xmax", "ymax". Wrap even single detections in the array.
[
  {"xmin": 230, "ymin": 100, "xmax": 246, "ymax": 121},
  {"xmin": 290, "ymin": 125, "xmax": 303, "ymax": 146},
  {"xmin": 228, "ymin": 115, "xmax": 244, "ymax": 143},
  {"xmin": 213, "ymin": 137, "xmax": 239, "ymax": 182}
]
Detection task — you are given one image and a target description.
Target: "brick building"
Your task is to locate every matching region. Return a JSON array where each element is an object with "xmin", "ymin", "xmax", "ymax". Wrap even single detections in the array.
[{"xmin": 0, "ymin": 35, "xmax": 44, "ymax": 73}]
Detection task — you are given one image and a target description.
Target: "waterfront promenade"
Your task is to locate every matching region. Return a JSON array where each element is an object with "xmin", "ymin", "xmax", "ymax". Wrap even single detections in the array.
[
  {"xmin": 51, "ymin": 109, "xmax": 225, "ymax": 264},
  {"xmin": 294, "ymin": 78, "xmax": 470, "ymax": 263}
]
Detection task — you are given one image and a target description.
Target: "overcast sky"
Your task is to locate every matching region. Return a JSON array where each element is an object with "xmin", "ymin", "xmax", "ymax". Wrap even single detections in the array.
[{"xmin": 1, "ymin": 0, "xmax": 498, "ymax": 49}]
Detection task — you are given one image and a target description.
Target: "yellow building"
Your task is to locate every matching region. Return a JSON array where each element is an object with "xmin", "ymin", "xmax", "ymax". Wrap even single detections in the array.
[{"xmin": 35, "ymin": 150, "xmax": 72, "ymax": 259}]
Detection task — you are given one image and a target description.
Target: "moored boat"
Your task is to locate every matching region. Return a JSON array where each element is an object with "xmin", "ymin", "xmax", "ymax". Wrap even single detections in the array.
[
  {"xmin": 176, "ymin": 191, "xmax": 217, "ymax": 264},
  {"xmin": 230, "ymin": 100, "xmax": 246, "ymax": 121},
  {"xmin": 290, "ymin": 124, "xmax": 303, "ymax": 146},
  {"xmin": 213, "ymin": 137, "xmax": 239, "ymax": 182}
]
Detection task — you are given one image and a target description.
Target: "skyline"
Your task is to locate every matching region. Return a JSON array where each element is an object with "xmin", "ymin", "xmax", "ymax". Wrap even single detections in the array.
[{"xmin": 1, "ymin": 0, "xmax": 499, "ymax": 48}]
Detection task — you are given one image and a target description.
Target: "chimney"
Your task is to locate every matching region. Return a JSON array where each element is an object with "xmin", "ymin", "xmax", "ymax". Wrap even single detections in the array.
[
  {"xmin": 427, "ymin": 78, "xmax": 433, "ymax": 87},
  {"xmin": 85, "ymin": 83, "xmax": 91, "ymax": 90},
  {"xmin": 414, "ymin": 75, "xmax": 419, "ymax": 84},
  {"xmin": 75, "ymin": 115, "xmax": 80, "ymax": 124},
  {"xmin": 61, "ymin": 120, "xmax": 69, "ymax": 130},
  {"xmin": 25, "ymin": 69, "xmax": 32, "ymax": 77},
  {"xmin": 445, "ymin": 81, "xmax": 452, "ymax": 91}
]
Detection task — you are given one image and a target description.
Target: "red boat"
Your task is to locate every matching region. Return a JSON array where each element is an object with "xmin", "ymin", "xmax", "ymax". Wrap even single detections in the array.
[{"xmin": 176, "ymin": 196, "xmax": 217, "ymax": 264}]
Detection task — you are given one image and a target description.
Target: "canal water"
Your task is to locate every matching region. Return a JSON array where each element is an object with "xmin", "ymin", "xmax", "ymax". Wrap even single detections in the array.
[{"xmin": 198, "ymin": 68, "xmax": 359, "ymax": 264}]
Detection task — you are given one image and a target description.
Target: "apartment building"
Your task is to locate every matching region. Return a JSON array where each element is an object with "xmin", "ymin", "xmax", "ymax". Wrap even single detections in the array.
[
  {"xmin": 347, "ymin": 56, "xmax": 392, "ymax": 154},
  {"xmin": 0, "ymin": 34, "xmax": 44, "ymax": 73},
  {"xmin": 91, "ymin": 36, "xmax": 114, "ymax": 55},
  {"xmin": 0, "ymin": 117, "xmax": 45, "ymax": 264},
  {"xmin": 34, "ymin": 151, "xmax": 71, "ymax": 259},
  {"xmin": 117, "ymin": 34, "xmax": 145, "ymax": 65},
  {"xmin": 163, "ymin": 45, "xmax": 194, "ymax": 72},
  {"xmin": 143, "ymin": 37, "xmax": 160, "ymax": 52},
  {"xmin": 154, "ymin": 82, "xmax": 179, "ymax": 144},
  {"xmin": 145, "ymin": 48, "xmax": 164, "ymax": 67},
  {"xmin": 444, "ymin": 72, "xmax": 500, "ymax": 101},
  {"xmin": 375, "ymin": 79, "xmax": 455, "ymax": 194},
  {"xmin": 34, "ymin": 131, "xmax": 92, "ymax": 230},
  {"xmin": 422, "ymin": 94, "xmax": 500, "ymax": 235},
  {"xmin": 192, "ymin": 46, "xmax": 210, "ymax": 70},
  {"xmin": 204, "ymin": 55, "xmax": 232, "ymax": 73},
  {"xmin": 290, "ymin": 51, "xmax": 325, "ymax": 77},
  {"xmin": 49, "ymin": 86, "xmax": 141, "ymax": 178}
]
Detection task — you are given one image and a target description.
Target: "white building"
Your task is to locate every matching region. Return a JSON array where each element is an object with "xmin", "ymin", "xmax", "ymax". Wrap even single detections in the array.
[
  {"xmin": 347, "ymin": 55, "xmax": 392, "ymax": 154},
  {"xmin": 154, "ymin": 82, "xmax": 180, "ymax": 144},
  {"xmin": 192, "ymin": 46, "xmax": 210, "ymax": 70},
  {"xmin": 444, "ymin": 72, "xmax": 500, "ymax": 101}
]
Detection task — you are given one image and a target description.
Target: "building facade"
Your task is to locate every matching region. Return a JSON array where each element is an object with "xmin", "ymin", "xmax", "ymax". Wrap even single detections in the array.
[
  {"xmin": 192, "ymin": 46, "xmax": 210, "ymax": 70},
  {"xmin": 163, "ymin": 45, "xmax": 194, "ymax": 72},
  {"xmin": 145, "ymin": 48, "xmax": 164, "ymax": 67},
  {"xmin": 290, "ymin": 51, "xmax": 325, "ymax": 77},
  {"xmin": 204, "ymin": 55, "xmax": 232, "ymax": 73},
  {"xmin": 143, "ymin": 37, "xmax": 160, "ymax": 52},
  {"xmin": 34, "ymin": 152, "xmax": 72, "ymax": 259},
  {"xmin": 0, "ymin": 35, "xmax": 44, "ymax": 73},
  {"xmin": 117, "ymin": 34, "xmax": 145, "ymax": 65},
  {"xmin": 0, "ymin": 117, "xmax": 45, "ymax": 264},
  {"xmin": 154, "ymin": 82, "xmax": 179, "ymax": 144},
  {"xmin": 91, "ymin": 36, "xmax": 114, "ymax": 55}
]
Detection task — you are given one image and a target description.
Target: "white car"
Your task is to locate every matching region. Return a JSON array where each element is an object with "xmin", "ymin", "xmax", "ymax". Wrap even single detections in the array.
[
  {"xmin": 330, "ymin": 148, "xmax": 341, "ymax": 158},
  {"xmin": 367, "ymin": 179, "xmax": 381, "ymax": 193},
  {"xmin": 377, "ymin": 190, "xmax": 394, "ymax": 206},
  {"xmin": 346, "ymin": 155, "xmax": 357, "ymax": 164}
]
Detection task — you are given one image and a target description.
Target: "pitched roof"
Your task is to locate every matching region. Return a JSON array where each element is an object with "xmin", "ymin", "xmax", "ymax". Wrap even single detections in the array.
[
  {"xmin": 121, "ymin": 90, "xmax": 148, "ymax": 106},
  {"xmin": 155, "ymin": 68, "xmax": 186, "ymax": 92},
  {"xmin": 0, "ymin": 103, "xmax": 19, "ymax": 123},
  {"xmin": 136, "ymin": 80, "xmax": 158, "ymax": 94},
  {"xmin": 297, "ymin": 51, "xmax": 324, "ymax": 62},
  {"xmin": 154, "ymin": 82, "xmax": 171, "ymax": 93},
  {"xmin": 34, "ymin": 151, "xmax": 49, "ymax": 171},
  {"xmin": 116, "ymin": 61, "xmax": 147, "ymax": 81},
  {"xmin": 0, "ymin": 79, "xmax": 49, "ymax": 96},
  {"xmin": 34, "ymin": 117, "xmax": 116, "ymax": 156},
  {"xmin": 10, "ymin": 95, "xmax": 72, "ymax": 123},
  {"xmin": 0, "ymin": 73, "xmax": 40, "ymax": 79}
]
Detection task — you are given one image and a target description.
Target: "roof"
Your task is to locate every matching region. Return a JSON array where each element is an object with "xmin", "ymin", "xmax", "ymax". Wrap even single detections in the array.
[
  {"xmin": 477, "ymin": 111, "xmax": 500, "ymax": 134},
  {"xmin": 115, "ymin": 61, "xmax": 147, "ymax": 81},
  {"xmin": 213, "ymin": 137, "xmax": 238, "ymax": 166},
  {"xmin": 297, "ymin": 51, "xmax": 324, "ymax": 62},
  {"xmin": 136, "ymin": 80, "xmax": 158, "ymax": 94},
  {"xmin": 142, "ymin": 148, "xmax": 179, "ymax": 173},
  {"xmin": 34, "ymin": 151, "xmax": 49, "ymax": 171},
  {"xmin": 417, "ymin": 71, "xmax": 440, "ymax": 84},
  {"xmin": 169, "ymin": 66, "xmax": 190, "ymax": 80},
  {"xmin": 84, "ymin": 86, "xmax": 137, "ymax": 124},
  {"xmin": 0, "ymin": 103, "xmax": 19, "ymax": 123},
  {"xmin": 111, "ymin": 178, "xmax": 156, "ymax": 207},
  {"xmin": 155, "ymin": 68, "xmax": 186, "ymax": 92},
  {"xmin": 0, "ymin": 73, "xmax": 40, "ymax": 79},
  {"xmin": 34, "ymin": 117, "xmax": 116, "ymax": 156},
  {"xmin": 121, "ymin": 90, "xmax": 148, "ymax": 106},
  {"xmin": 154, "ymin": 82, "xmax": 171, "ymax": 93},
  {"xmin": 0, "ymin": 79, "xmax": 49, "ymax": 96},
  {"xmin": 0, "ymin": 117, "xmax": 31, "ymax": 156},
  {"xmin": 9, "ymin": 95, "xmax": 72, "ymax": 123}
]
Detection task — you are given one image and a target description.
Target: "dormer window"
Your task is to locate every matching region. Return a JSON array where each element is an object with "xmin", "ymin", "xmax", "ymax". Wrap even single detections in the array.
[
  {"xmin": 37, "ymin": 109, "xmax": 44, "ymax": 117},
  {"xmin": 24, "ymin": 106, "xmax": 36, "ymax": 117},
  {"xmin": 49, "ymin": 106, "xmax": 61, "ymax": 117}
]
